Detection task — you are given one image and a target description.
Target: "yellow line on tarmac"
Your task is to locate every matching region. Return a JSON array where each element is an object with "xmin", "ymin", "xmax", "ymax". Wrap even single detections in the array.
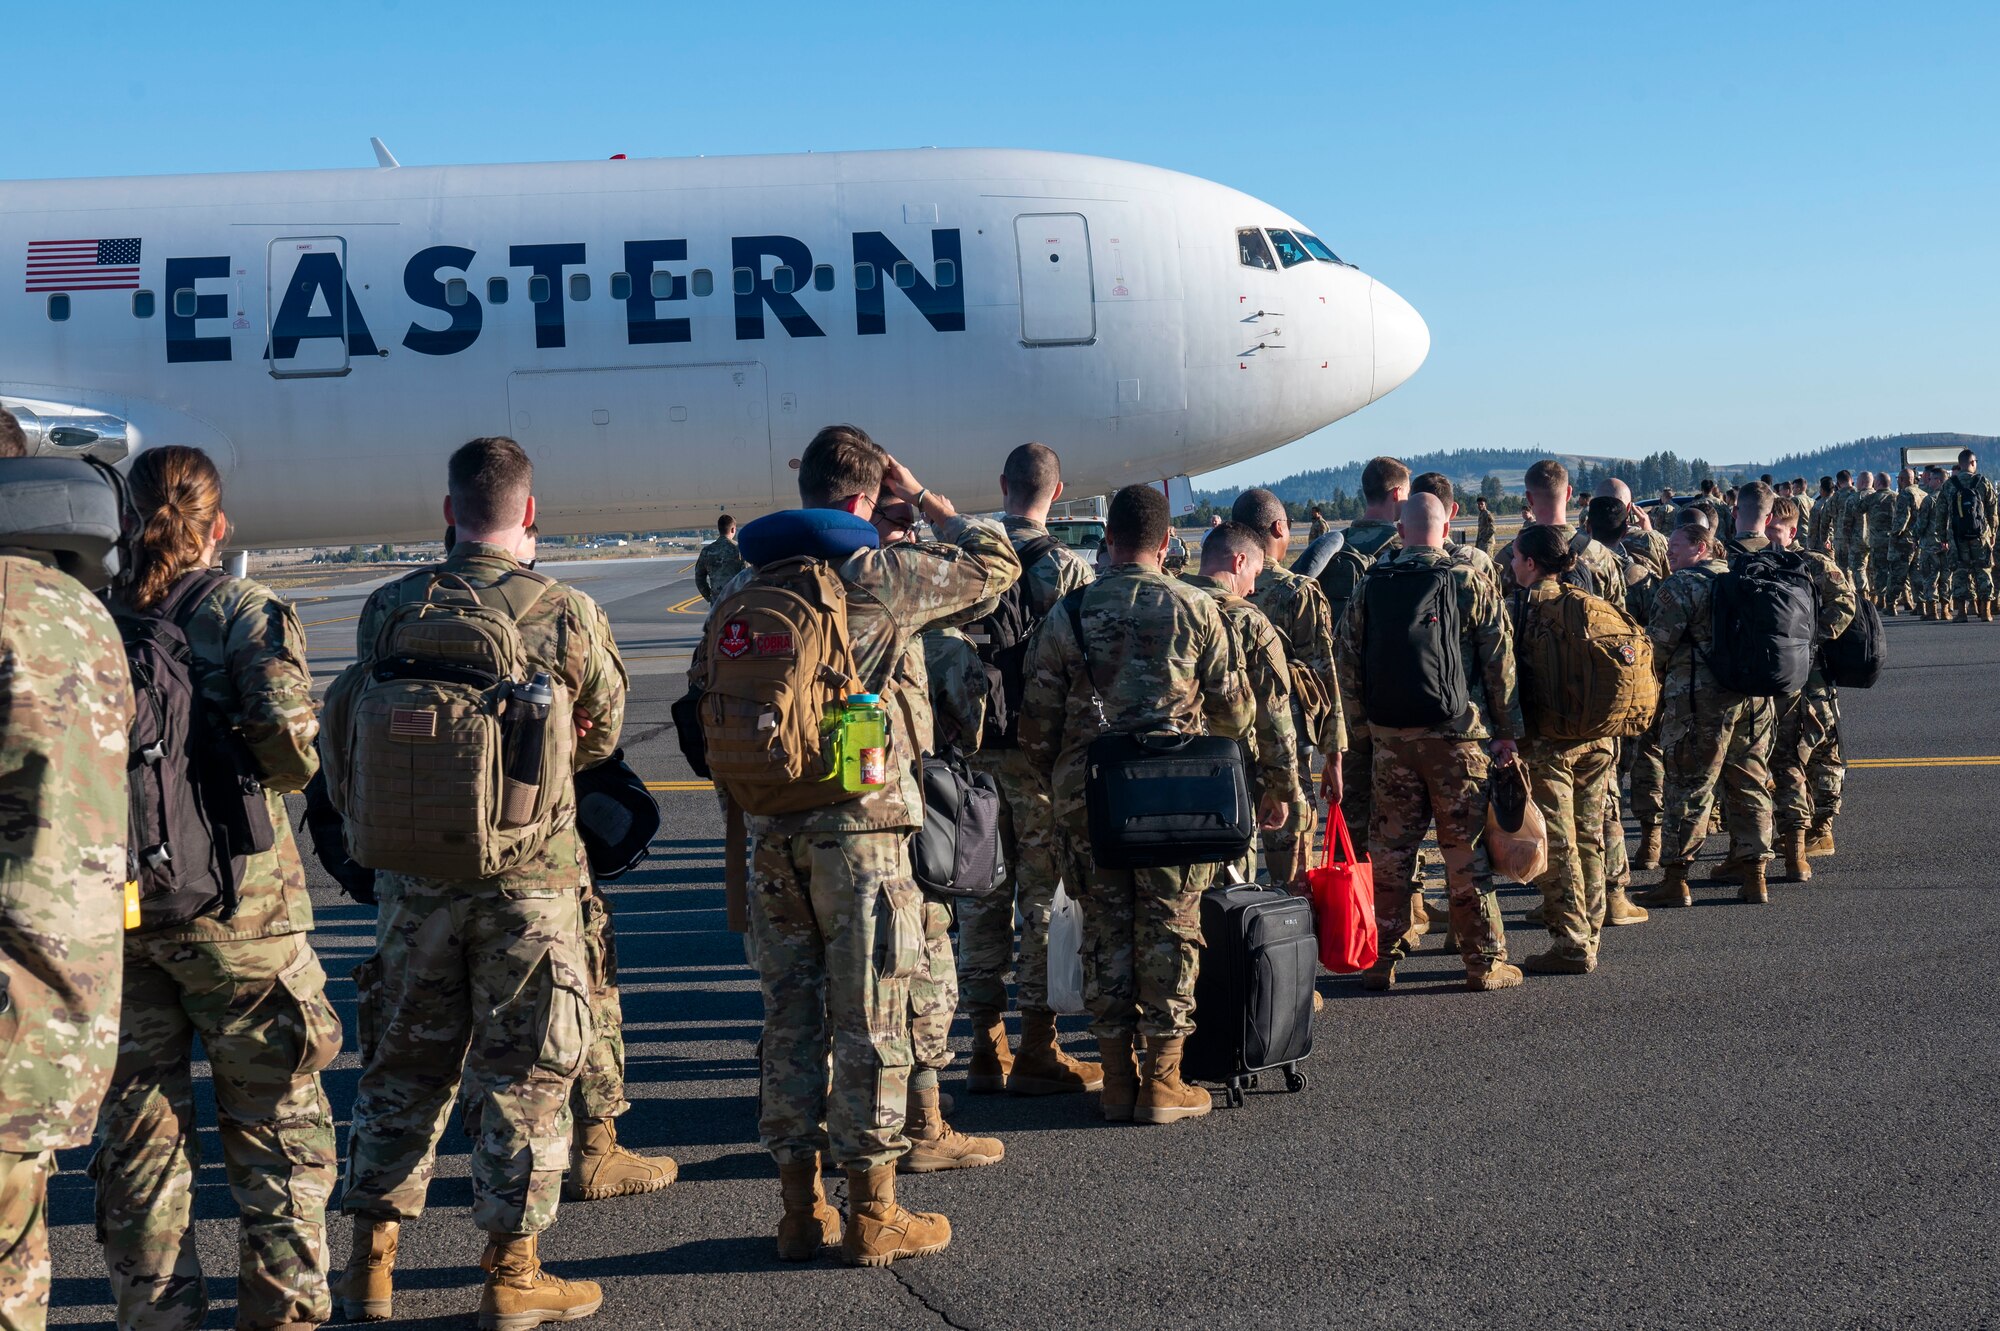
[
  {"xmin": 302, "ymin": 614, "xmax": 358, "ymax": 627},
  {"xmin": 1850, "ymin": 755, "xmax": 2000, "ymax": 768},
  {"xmin": 645, "ymin": 780, "xmax": 715, "ymax": 791},
  {"xmin": 667, "ymin": 593, "xmax": 706, "ymax": 615}
]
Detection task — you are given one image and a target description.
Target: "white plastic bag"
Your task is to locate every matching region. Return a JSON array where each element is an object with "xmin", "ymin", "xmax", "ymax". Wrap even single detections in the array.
[{"xmin": 1045, "ymin": 882, "xmax": 1085, "ymax": 1015}]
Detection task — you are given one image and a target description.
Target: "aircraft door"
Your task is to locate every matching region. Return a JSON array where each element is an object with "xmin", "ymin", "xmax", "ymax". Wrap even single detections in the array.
[
  {"xmin": 266, "ymin": 236, "xmax": 351, "ymax": 377},
  {"xmin": 1014, "ymin": 213, "xmax": 1096, "ymax": 345}
]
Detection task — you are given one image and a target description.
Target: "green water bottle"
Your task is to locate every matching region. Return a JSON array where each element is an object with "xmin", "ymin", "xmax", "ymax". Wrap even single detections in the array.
[{"xmin": 838, "ymin": 693, "xmax": 889, "ymax": 792}]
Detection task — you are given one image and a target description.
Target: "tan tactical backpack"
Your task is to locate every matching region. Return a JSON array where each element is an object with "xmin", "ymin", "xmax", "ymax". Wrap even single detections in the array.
[
  {"xmin": 698, "ymin": 556, "xmax": 866, "ymax": 816},
  {"xmin": 321, "ymin": 568, "xmax": 575, "ymax": 879},
  {"xmin": 1511, "ymin": 584, "xmax": 1659, "ymax": 741}
]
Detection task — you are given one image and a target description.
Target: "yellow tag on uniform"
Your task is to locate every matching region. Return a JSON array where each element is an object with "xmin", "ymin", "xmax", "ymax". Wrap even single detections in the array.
[{"xmin": 124, "ymin": 880, "xmax": 142, "ymax": 930}]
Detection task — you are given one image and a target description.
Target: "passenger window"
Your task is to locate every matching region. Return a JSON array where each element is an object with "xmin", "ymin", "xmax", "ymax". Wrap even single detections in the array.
[
  {"xmin": 47, "ymin": 294, "xmax": 70, "ymax": 322},
  {"xmin": 444, "ymin": 277, "xmax": 468, "ymax": 307},
  {"xmin": 651, "ymin": 269, "xmax": 675, "ymax": 299},
  {"xmin": 529, "ymin": 274, "xmax": 552, "ymax": 304},
  {"xmin": 853, "ymin": 263, "xmax": 878, "ymax": 291},
  {"xmin": 172, "ymin": 288, "xmax": 198, "ymax": 318},
  {"xmin": 772, "ymin": 265, "xmax": 796, "ymax": 295},
  {"xmin": 1297, "ymin": 232, "xmax": 1342, "ymax": 264},
  {"xmin": 934, "ymin": 259, "xmax": 957, "ymax": 288},
  {"xmin": 1266, "ymin": 229, "xmax": 1311, "ymax": 268},
  {"xmin": 610, "ymin": 272, "xmax": 632, "ymax": 301},
  {"xmin": 691, "ymin": 268, "xmax": 713, "ymax": 297},
  {"xmin": 893, "ymin": 261, "xmax": 916, "ymax": 290},
  {"xmin": 569, "ymin": 273, "xmax": 591, "ymax": 302},
  {"xmin": 813, "ymin": 264, "xmax": 835, "ymax": 292},
  {"xmin": 732, "ymin": 267, "xmax": 755, "ymax": 296},
  {"xmin": 487, "ymin": 276, "xmax": 509, "ymax": 304},
  {"xmin": 1237, "ymin": 228, "xmax": 1277, "ymax": 270},
  {"xmin": 132, "ymin": 290, "xmax": 156, "ymax": 319}
]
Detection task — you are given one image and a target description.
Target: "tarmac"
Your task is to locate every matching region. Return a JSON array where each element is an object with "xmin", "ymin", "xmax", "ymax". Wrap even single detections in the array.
[{"xmin": 46, "ymin": 553, "xmax": 2000, "ymax": 1329}]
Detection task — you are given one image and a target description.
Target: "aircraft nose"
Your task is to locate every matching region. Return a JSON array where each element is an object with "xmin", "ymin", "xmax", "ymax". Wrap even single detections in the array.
[{"xmin": 1368, "ymin": 278, "xmax": 1430, "ymax": 403}]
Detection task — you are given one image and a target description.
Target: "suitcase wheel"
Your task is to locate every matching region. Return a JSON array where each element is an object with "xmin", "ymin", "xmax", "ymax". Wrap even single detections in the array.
[
  {"xmin": 1246, "ymin": 1073, "xmax": 1261, "ymax": 1090},
  {"xmin": 1284, "ymin": 1067, "xmax": 1308, "ymax": 1094},
  {"xmin": 1226, "ymin": 1082, "xmax": 1246, "ymax": 1108}
]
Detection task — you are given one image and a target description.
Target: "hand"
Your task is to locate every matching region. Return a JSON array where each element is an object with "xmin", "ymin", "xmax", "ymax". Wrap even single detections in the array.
[
  {"xmin": 1490, "ymin": 738, "xmax": 1520, "ymax": 767},
  {"xmin": 575, "ymin": 707, "xmax": 595, "ymax": 740},
  {"xmin": 1258, "ymin": 793, "xmax": 1290, "ymax": 831},
  {"xmin": 1319, "ymin": 759, "xmax": 1345, "ymax": 807},
  {"xmin": 879, "ymin": 453, "xmax": 924, "ymax": 503},
  {"xmin": 1631, "ymin": 506, "xmax": 1653, "ymax": 533}
]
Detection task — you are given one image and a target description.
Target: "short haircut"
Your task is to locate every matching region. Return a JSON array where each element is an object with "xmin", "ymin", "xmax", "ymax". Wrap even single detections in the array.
[
  {"xmin": 1586, "ymin": 495, "xmax": 1629, "ymax": 543},
  {"xmin": 1675, "ymin": 504, "xmax": 1713, "ymax": 533},
  {"xmin": 1736, "ymin": 480, "xmax": 1775, "ymax": 525},
  {"xmin": 0, "ymin": 408, "xmax": 25, "ymax": 459},
  {"xmin": 1771, "ymin": 497, "xmax": 1801, "ymax": 527},
  {"xmin": 1107, "ymin": 484, "xmax": 1170, "ymax": 552},
  {"xmin": 1475, "ymin": 494, "xmax": 1488, "ymax": 506},
  {"xmin": 718, "ymin": 514, "xmax": 735, "ymax": 535},
  {"xmin": 798, "ymin": 424, "xmax": 886, "ymax": 507},
  {"xmin": 1820, "ymin": 476, "xmax": 1834, "ymax": 493},
  {"xmin": 1399, "ymin": 492, "xmax": 1448, "ymax": 539},
  {"xmin": 1360, "ymin": 456, "xmax": 1410, "ymax": 504},
  {"xmin": 1002, "ymin": 441, "xmax": 1063, "ymax": 506},
  {"xmin": 1230, "ymin": 487, "xmax": 1287, "ymax": 533},
  {"xmin": 1836, "ymin": 469, "xmax": 1851, "ymax": 483},
  {"xmin": 1760, "ymin": 474, "xmax": 1773, "ymax": 484},
  {"xmin": 1792, "ymin": 477, "xmax": 1806, "ymax": 490},
  {"xmin": 1524, "ymin": 459, "xmax": 1568, "ymax": 503},
  {"xmin": 1409, "ymin": 471, "xmax": 1454, "ymax": 506},
  {"xmin": 1202, "ymin": 520, "xmax": 1266, "ymax": 572},
  {"xmin": 448, "ymin": 437, "xmax": 534, "ymax": 532},
  {"xmin": 1960, "ymin": 448, "xmax": 1977, "ymax": 466}
]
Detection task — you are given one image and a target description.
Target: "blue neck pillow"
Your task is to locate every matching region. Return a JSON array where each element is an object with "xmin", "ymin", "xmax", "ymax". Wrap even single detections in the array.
[{"xmin": 739, "ymin": 508, "xmax": 880, "ymax": 566}]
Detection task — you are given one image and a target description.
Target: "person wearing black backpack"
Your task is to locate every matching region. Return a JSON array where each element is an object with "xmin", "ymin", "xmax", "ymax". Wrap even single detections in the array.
[
  {"xmin": 1941, "ymin": 447, "xmax": 1998, "ymax": 621},
  {"xmin": 956, "ymin": 443, "xmax": 1102, "ymax": 1101},
  {"xmin": 90, "ymin": 446, "xmax": 343, "ymax": 1331}
]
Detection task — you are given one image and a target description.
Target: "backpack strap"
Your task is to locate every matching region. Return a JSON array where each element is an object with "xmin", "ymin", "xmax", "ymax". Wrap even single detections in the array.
[
  {"xmin": 1062, "ymin": 586, "xmax": 1095, "ymax": 691},
  {"xmin": 159, "ymin": 567, "xmax": 231, "ymax": 630}
]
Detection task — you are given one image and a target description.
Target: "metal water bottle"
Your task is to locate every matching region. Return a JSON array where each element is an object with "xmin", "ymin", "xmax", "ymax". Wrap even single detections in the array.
[{"xmin": 501, "ymin": 671, "xmax": 555, "ymax": 826}]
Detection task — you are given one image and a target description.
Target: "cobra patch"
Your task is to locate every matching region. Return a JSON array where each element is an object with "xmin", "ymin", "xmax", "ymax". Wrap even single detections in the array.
[
  {"xmin": 718, "ymin": 620, "xmax": 752, "ymax": 658},
  {"xmin": 755, "ymin": 632, "xmax": 794, "ymax": 656}
]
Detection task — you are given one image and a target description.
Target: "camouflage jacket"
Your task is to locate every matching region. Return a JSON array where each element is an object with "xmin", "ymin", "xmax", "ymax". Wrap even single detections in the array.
[
  {"xmin": 1831, "ymin": 488, "xmax": 1867, "ymax": 545},
  {"xmin": 1385, "ymin": 537, "xmax": 1502, "ymax": 601},
  {"xmin": 1002, "ymin": 515, "xmax": 1094, "ymax": 615},
  {"xmin": 0, "ymin": 554, "xmax": 132, "ymax": 1152},
  {"xmin": 1308, "ymin": 517, "xmax": 1328, "ymax": 543},
  {"xmin": 1648, "ymin": 556, "xmax": 1735, "ymax": 703},
  {"xmin": 1940, "ymin": 473, "xmax": 2000, "ymax": 546},
  {"xmin": 694, "ymin": 536, "xmax": 746, "ymax": 602},
  {"xmin": 1864, "ymin": 489, "xmax": 1896, "ymax": 545},
  {"xmin": 1890, "ymin": 486, "xmax": 1927, "ymax": 544},
  {"xmin": 109, "ymin": 571, "xmax": 323, "ymax": 940},
  {"xmin": 1337, "ymin": 546, "xmax": 1523, "ymax": 743},
  {"xmin": 360, "ymin": 542, "xmax": 629, "ymax": 893},
  {"xmin": 1496, "ymin": 522, "xmax": 1627, "ymax": 611},
  {"xmin": 922, "ymin": 627, "xmax": 988, "ymax": 755},
  {"xmin": 1183, "ymin": 573, "xmax": 1303, "ymax": 807},
  {"xmin": 1475, "ymin": 509, "xmax": 1495, "ymax": 545},
  {"xmin": 1248, "ymin": 562, "xmax": 1344, "ymax": 754},
  {"xmin": 1622, "ymin": 527, "xmax": 1671, "ymax": 580},
  {"xmin": 1019, "ymin": 563, "xmax": 1252, "ymax": 818},
  {"xmin": 1808, "ymin": 494, "xmax": 1835, "ymax": 551},
  {"xmin": 1792, "ymin": 491, "xmax": 1815, "ymax": 531}
]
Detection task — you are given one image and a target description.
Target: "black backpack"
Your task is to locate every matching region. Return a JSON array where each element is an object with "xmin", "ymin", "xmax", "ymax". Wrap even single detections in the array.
[
  {"xmin": 1706, "ymin": 546, "xmax": 1817, "ymax": 697},
  {"xmin": 1360, "ymin": 560, "xmax": 1468, "ymax": 728},
  {"xmin": 912, "ymin": 750, "xmax": 1007, "ymax": 896},
  {"xmin": 1821, "ymin": 596, "xmax": 1884, "ymax": 689},
  {"xmin": 113, "ymin": 570, "xmax": 274, "ymax": 930},
  {"xmin": 1947, "ymin": 476, "xmax": 1988, "ymax": 544},
  {"xmin": 964, "ymin": 534, "xmax": 1063, "ymax": 749},
  {"xmin": 1318, "ymin": 527, "xmax": 1398, "ymax": 632}
]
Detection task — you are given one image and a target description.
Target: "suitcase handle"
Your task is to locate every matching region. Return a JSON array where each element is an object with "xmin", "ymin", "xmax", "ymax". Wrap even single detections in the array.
[{"xmin": 1131, "ymin": 731, "xmax": 1197, "ymax": 754}]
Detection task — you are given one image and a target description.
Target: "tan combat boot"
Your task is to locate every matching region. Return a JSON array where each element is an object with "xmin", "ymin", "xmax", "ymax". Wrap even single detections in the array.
[
  {"xmin": 1634, "ymin": 823, "xmax": 1663, "ymax": 871},
  {"xmin": 1635, "ymin": 864, "xmax": 1692, "ymax": 909},
  {"xmin": 1805, "ymin": 819, "xmax": 1836, "ymax": 858},
  {"xmin": 1133, "ymin": 1035, "xmax": 1213, "ymax": 1125},
  {"xmin": 477, "ymin": 1234, "xmax": 602, "ymax": 1331},
  {"xmin": 966, "ymin": 1012, "xmax": 1013, "ymax": 1094},
  {"xmin": 1465, "ymin": 959, "xmax": 1526, "ymax": 990},
  {"xmin": 1408, "ymin": 890, "xmax": 1431, "ymax": 936},
  {"xmin": 1782, "ymin": 829, "xmax": 1813, "ymax": 882},
  {"xmin": 1738, "ymin": 859, "xmax": 1770, "ymax": 905},
  {"xmin": 1704, "ymin": 856, "xmax": 1755, "ymax": 886},
  {"xmin": 776, "ymin": 1155, "xmax": 842, "ymax": 1260},
  {"xmin": 1521, "ymin": 949, "xmax": 1593, "ymax": 975},
  {"xmin": 1604, "ymin": 886, "xmax": 1650, "ymax": 926},
  {"xmin": 1096, "ymin": 1034, "xmax": 1140, "ymax": 1122},
  {"xmin": 899, "ymin": 1084, "xmax": 1004, "ymax": 1172},
  {"xmin": 1359, "ymin": 955, "xmax": 1398, "ymax": 991},
  {"xmin": 564, "ymin": 1117, "xmax": 676, "ymax": 1202},
  {"xmin": 336, "ymin": 1217, "xmax": 398, "ymax": 1322},
  {"xmin": 1007, "ymin": 1009, "xmax": 1103, "ymax": 1095},
  {"xmin": 1985, "ymin": 599, "xmax": 1995, "ymax": 623},
  {"xmin": 841, "ymin": 1165, "xmax": 952, "ymax": 1267}
]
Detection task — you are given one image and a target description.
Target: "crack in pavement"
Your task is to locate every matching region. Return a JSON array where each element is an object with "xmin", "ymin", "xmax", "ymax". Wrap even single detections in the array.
[{"xmin": 886, "ymin": 1264, "xmax": 977, "ymax": 1331}]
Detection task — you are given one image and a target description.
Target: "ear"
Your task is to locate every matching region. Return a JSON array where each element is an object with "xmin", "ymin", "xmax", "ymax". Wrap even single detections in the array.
[
  {"xmin": 443, "ymin": 495, "xmax": 456, "ymax": 525},
  {"xmin": 209, "ymin": 512, "xmax": 229, "ymax": 545},
  {"xmin": 998, "ymin": 476, "xmax": 1010, "ymax": 500},
  {"xmin": 837, "ymin": 494, "xmax": 866, "ymax": 516},
  {"xmin": 521, "ymin": 494, "xmax": 537, "ymax": 529},
  {"xmin": 1051, "ymin": 480, "xmax": 1065, "ymax": 502}
]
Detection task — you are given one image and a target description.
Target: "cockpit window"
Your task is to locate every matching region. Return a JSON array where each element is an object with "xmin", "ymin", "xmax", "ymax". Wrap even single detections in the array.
[
  {"xmin": 1266, "ymin": 229, "xmax": 1312, "ymax": 268},
  {"xmin": 1237, "ymin": 228, "xmax": 1277, "ymax": 270},
  {"xmin": 1298, "ymin": 232, "xmax": 1344, "ymax": 264}
]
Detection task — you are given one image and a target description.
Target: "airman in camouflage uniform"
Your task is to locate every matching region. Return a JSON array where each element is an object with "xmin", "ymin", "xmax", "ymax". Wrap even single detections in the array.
[
  {"xmin": 1940, "ymin": 453, "xmax": 1999, "ymax": 619},
  {"xmin": 1884, "ymin": 469, "xmax": 1926, "ymax": 613},
  {"xmin": 1864, "ymin": 474, "xmax": 1896, "ymax": 605},
  {"xmin": 1019, "ymin": 485, "xmax": 1253, "ymax": 1125},
  {"xmin": 1833, "ymin": 471, "xmax": 1871, "ymax": 586},
  {"xmin": 1915, "ymin": 467, "xmax": 1949, "ymax": 618},
  {"xmin": 692, "ymin": 517, "xmax": 746, "ymax": 603},
  {"xmin": 1474, "ymin": 498, "xmax": 1497, "ymax": 558},
  {"xmin": 1806, "ymin": 482, "xmax": 1834, "ymax": 555},
  {"xmin": 1327, "ymin": 514, "xmax": 1406, "ymax": 913},
  {"xmin": 1337, "ymin": 495, "xmax": 1526, "ymax": 991},
  {"xmin": 0, "ymin": 521, "xmax": 132, "ymax": 1331}
]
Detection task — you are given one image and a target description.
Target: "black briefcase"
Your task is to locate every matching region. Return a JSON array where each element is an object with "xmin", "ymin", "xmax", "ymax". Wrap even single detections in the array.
[
  {"xmin": 1083, "ymin": 732, "xmax": 1254, "ymax": 871},
  {"xmin": 912, "ymin": 750, "xmax": 1007, "ymax": 898}
]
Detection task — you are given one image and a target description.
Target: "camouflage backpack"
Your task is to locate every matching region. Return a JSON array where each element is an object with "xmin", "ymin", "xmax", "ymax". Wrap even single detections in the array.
[{"xmin": 1510, "ymin": 584, "xmax": 1658, "ymax": 741}]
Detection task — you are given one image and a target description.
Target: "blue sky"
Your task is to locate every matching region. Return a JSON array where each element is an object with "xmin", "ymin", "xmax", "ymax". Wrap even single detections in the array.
[{"xmin": 6, "ymin": 1, "xmax": 1995, "ymax": 487}]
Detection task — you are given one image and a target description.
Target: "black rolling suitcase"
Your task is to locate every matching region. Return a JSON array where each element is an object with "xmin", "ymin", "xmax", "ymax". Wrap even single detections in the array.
[{"xmin": 1185, "ymin": 879, "xmax": 1316, "ymax": 1106}]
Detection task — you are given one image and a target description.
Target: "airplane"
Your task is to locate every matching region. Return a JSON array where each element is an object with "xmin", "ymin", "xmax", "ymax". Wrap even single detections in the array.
[{"xmin": 2, "ymin": 146, "xmax": 1429, "ymax": 551}]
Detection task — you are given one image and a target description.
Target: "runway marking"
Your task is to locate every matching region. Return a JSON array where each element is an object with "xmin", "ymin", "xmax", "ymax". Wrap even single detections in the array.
[
  {"xmin": 302, "ymin": 614, "xmax": 358, "ymax": 627},
  {"xmin": 646, "ymin": 780, "xmax": 716, "ymax": 791},
  {"xmin": 667, "ymin": 593, "xmax": 706, "ymax": 615},
  {"xmin": 1849, "ymin": 755, "xmax": 2000, "ymax": 768}
]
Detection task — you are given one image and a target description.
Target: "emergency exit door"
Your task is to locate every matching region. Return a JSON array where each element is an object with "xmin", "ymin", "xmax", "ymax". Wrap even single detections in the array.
[
  {"xmin": 1015, "ymin": 214, "xmax": 1095, "ymax": 345},
  {"xmin": 266, "ymin": 236, "xmax": 350, "ymax": 377}
]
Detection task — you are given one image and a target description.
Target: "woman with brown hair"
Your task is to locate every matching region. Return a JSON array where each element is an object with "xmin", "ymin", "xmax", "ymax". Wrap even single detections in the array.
[{"xmin": 90, "ymin": 445, "xmax": 341, "ymax": 1331}]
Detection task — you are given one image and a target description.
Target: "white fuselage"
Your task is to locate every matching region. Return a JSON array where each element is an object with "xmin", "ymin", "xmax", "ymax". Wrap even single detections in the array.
[{"xmin": 1, "ymin": 148, "xmax": 1428, "ymax": 546}]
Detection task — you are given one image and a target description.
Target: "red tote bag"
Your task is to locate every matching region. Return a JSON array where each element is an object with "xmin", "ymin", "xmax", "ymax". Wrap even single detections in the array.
[{"xmin": 1306, "ymin": 808, "xmax": 1378, "ymax": 974}]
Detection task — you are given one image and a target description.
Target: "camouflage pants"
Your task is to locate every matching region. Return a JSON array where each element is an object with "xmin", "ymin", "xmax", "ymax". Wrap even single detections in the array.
[
  {"xmin": 747, "ymin": 828, "xmax": 920, "ymax": 1172},
  {"xmin": 1915, "ymin": 544, "xmax": 1946, "ymax": 603},
  {"xmin": 1524, "ymin": 737, "xmax": 1614, "ymax": 961},
  {"xmin": 1369, "ymin": 732, "xmax": 1504, "ymax": 966},
  {"xmin": 1868, "ymin": 539, "xmax": 1893, "ymax": 599},
  {"xmin": 1602, "ymin": 740, "xmax": 1630, "ymax": 888},
  {"xmin": 1718, "ymin": 698, "xmax": 1777, "ymax": 863},
  {"xmin": 1948, "ymin": 540, "xmax": 1996, "ymax": 600},
  {"xmin": 91, "ymin": 934, "xmax": 341, "ymax": 1331},
  {"xmin": 1341, "ymin": 735, "xmax": 1421, "ymax": 898},
  {"xmin": 1837, "ymin": 539, "xmax": 1869, "ymax": 588},
  {"xmin": 0, "ymin": 1150, "xmax": 50, "ymax": 1331},
  {"xmin": 1258, "ymin": 715, "xmax": 1318, "ymax": 888},
  {"xmin": 1058, "ymin": 810, "xmax": 1210, "ymax": 1041},
  {"xmin": 344, "ymin": 881, "xmax": 590, "ymax": 1236},
  {"xmin": 959, "ymin": 748, "xmax": 1061, "ymax": 1016},
  {"xmin": 1627, "ymin": 718, "xmax": 1665, "ymax": 827},
  {"xmin": 1773, "ymin": 688, "xmax": 1842, "ymax": 832},
  {"xmin": 910, "ymin": 898, "xmax": 958, "ymax": 1072},
  {"xmin": 572, "ymin": 882, "xmax": 627, "ymax": 1122},
  {"xmin": 1659, "ymin": 691, "xmax": 1769, "ymax": 867},
  {"xmin": 1886, "ymin": 540, "xmax": 1919, "ymax": 604}
]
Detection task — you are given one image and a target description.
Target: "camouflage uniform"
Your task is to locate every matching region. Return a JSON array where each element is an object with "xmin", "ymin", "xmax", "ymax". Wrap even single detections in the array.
[
  {"xmin": 692, "ymin": 534, "xmax": 746, "ymax": 603},
  {"xmin": 1807, "ymin": 492, "xmax": 1835, "ymax": 556},
  {"xmin": 1916, "ymin": 480, "xmax": 1949, "ymax": 609},
  {"xmin": 571, "ymin": 884, "xmax": 626, "ymax": 1121},
  {"xmin": 1864, "ymin": 487, "xmax": 1896, "ymax": 601},
  {"xmin": 1475, "ymin": 506, "xmax": 1496, "ymax": 558},
  {"xmin": 706, "ymin": 517, "xmax": 1017, "ymax": 1171},
  {"xmin": 1616, "ymin": 530, "xmax": 1669, "ymax": 842},
  {"xmin": 1247, "ymin": 563, "xmax": 1344, "ymax": 887},
  {"xmin": 1832, "ymin": 485, "xmax": 1869, "ymax": 585},
  {"xmin": 1182, "ymin": 573, "xmax": 1307, "ymax": 885},
  {"xmin": 1886, "ymin": 482, "xmax": 1927, "ymax": 608},
  {"xmin": 1336, "ymin": 547, "xmax": 1525, "ymax": 970},
  {"xmin": 90, "ymin": 573, "xmax": 339, "ymax": 1331},
  {"xmin": 1759, "ymin": 543, "xmax": 1856, "ymax": 838},
  {"xmin": 1018, "ymin": 565, "xmax": 1252, "ymax": 1041},
  {"xmin": 1327, "ymin": 520, "xmax": 1402, "ymax": 889},
  {"xmin": 343, "ymin": 543, "xmax": 627, "ymax": 1238},
  {"xmin": 959, "ymin": 518, "xmax": 1092, "ymax": 1020},
  {"xmin": 0, "ymin": 554, "xmax": 131, "ymax": 1331},
  {"xmin": 1940, "ymin": 472, "xmax": 1999, "ymax": 603}
]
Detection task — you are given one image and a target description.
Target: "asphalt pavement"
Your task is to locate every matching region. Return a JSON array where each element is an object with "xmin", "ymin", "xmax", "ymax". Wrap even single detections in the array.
[{"xmin": 47, "ymin": 556, "xmax": 2000, "ymax": 1330}]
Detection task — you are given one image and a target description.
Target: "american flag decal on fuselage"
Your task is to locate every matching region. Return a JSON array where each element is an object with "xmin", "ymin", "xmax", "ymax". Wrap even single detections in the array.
[{"xmin": 26, "ymin": 238, "xmax": 141, "ymax": 292}]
